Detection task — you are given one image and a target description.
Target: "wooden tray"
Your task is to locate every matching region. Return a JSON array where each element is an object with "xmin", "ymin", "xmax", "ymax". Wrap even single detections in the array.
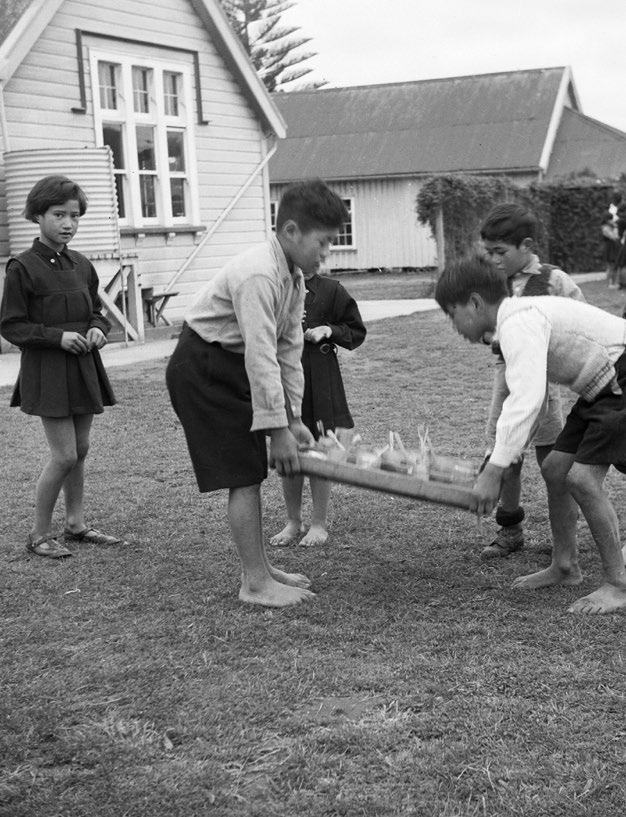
[{"xmin": 298, "ymin": 453, "xmax": 475, "ymax": 510}]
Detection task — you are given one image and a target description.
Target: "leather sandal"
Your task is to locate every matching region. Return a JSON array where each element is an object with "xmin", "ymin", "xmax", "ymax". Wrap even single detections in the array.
[
  {"xmin": 64, "ymin": 527, "xmax": 128, "ymax": 546},
  {"xmin": 27, "ymin": 533, "xmax": 72, "ymax": 559}
]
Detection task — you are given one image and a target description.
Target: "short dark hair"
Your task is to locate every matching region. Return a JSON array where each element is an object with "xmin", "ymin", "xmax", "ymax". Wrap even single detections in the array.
[
  {"xmin": 24, "ymin": 175, "xmax": 88, "ymax": 223},
  {"xmin": 275, "ymin": 179, "xmax": 348, "ymax": 232},
  {"xmin": 480, "ymin": 203, "xmax": 538, "ymax": 246},
  {"xmin": 435, "ymin": 253, "xmax": 508, "ymax": 311}
]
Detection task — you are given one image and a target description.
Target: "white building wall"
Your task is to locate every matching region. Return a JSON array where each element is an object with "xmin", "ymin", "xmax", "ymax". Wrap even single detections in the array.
[
  {"xmin": 0, "ymin": 0, "xmax": 274, "ymax": 324},
  {"xmin": 271, "ymin": 177, "xmax": 437, "ymax": 272}
]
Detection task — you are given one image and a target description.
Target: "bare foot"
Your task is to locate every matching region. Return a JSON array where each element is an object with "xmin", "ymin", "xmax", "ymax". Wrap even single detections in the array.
[
  {"xmin": 269, "ymin": 565, "xmax": 312, "ymax": 588},
  {"xmin": 270, "ymin": 521, "xmax": 305, "ymax": 546},
  {"xmin": 239, "ymin": 579, "xmax": 316, "ymax": 607},
  {"xmin": 299, "ymin": 524, "xmax": 328, "ymax": 547},
  {"xmin": 512, "ymin": 563, "xmax": 583, "ymax": 590},
  {"xmin": 568, "ymin": 583, "xmax": 626, "ymax": 614}
]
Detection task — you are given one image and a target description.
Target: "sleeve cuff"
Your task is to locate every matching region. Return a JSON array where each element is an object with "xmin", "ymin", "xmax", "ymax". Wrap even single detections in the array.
[
  {"xmin": 251, "ymin": 408, "xmax": 290, "ymax": 432},
  {"xmin": 489, "ymin": 445, "xmax": 521, "ymax": 469}
]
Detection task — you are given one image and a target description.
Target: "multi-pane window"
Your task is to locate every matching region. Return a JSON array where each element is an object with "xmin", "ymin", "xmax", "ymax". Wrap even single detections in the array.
[
  {"xmin": 98, "ymin": 62, "xmax": 118, "ymax": 109},
  {"xmin": 163, "ymin": 71, "xmax": 180, "ymax": 116},
  {"xmin": 91, "ymin": 51, "xmax": 197, "ymax": 226},
  {"xmin": 102, "ymin": 123, "xmax": 126, "ymax": 218},
  {"xmin": 167, "ymin": 130, "xmax": 187, "ymax": 218},
  {"xmin": 270, "ymin": 201, "xmax": 278, "ymax": 231},
  {"xmin": 132, "ymin": 66, "xmax": 152, "ymax": 113},
  {"xmin": 333, "ymin": 198, "xmax": 354, "ymax": 247},
  {"xmin": 136, "ymin": 125, "xmax": 157, "ymax": 218}
]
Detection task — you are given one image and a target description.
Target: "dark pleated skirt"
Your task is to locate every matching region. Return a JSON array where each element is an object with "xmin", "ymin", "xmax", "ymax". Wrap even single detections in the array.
[
  {"xmin": 11, "ymin": 346, "xmax": 116, "ymax": 417},
  {"xmin": 301, "ymin": 343, "xmax": 353, "ymax": 438},
  {"xmin": 165, "ymin": 325, "xmax": 268, "ymax": 492}
]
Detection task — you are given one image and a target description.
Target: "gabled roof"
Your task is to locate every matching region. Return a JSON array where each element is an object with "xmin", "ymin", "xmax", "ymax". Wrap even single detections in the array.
[
  {"xmin": 547, "ymin": 107, "xmax": 626, "ymax": 180},
  {"xmin": 269, "ymin": 67, "xmax": 579, "ymax": 182},
  {"xmin": 0, "ymin": 0, "xmax": 286, "ymax": 138}
]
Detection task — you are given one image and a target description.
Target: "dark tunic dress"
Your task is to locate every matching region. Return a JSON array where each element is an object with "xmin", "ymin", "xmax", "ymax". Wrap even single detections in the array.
[
  {"xmin": 301, "ymin": 274, "xmax": 366, "ymax": 437},
  {"xmin": 0, "ymin": 239, "xmax": 115, "ymax": 416}
]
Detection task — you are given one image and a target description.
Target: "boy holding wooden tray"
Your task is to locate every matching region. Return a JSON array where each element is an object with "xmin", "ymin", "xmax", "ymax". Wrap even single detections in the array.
[
  {"xmin": 166, "ymin": 180, "xmax": 348, "ymax": 607},
  {"xmin": 435, "ymin": 254, "xmax": 626, "ymax": 615}
]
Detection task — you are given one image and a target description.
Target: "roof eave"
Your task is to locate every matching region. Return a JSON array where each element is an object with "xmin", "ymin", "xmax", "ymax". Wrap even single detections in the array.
[
  {"xmin": 538, "ymin": 65, "xmax": 576, "ymax": 172},
  {"xmin": 0, "ymin": 0, "xmax": 64, "ymax": 81},
  {"xmin": 189, "ymin": 0, "xmax": 286, "ymax": 138},
  {"xmin": 270, "ymin": 167, "xmax": 543, "ymax": 184}
]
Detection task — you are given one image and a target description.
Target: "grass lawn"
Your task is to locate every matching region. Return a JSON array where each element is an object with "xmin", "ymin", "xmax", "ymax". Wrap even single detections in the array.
[{"xmin": 1, "ymin": 278, "xmax": 625, "ymax": 817}]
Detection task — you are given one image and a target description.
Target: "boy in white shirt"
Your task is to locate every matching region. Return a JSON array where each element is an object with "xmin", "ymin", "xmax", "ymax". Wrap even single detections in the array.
[{"xmin": 435, "ymin": 253, "xmax": 626, "ymax": 615}]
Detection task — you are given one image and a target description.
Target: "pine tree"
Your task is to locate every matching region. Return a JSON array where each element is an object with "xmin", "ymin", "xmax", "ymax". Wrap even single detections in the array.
[{"xmin": 219, "ymin": 0, "xmax": 324, "ymax": 92}]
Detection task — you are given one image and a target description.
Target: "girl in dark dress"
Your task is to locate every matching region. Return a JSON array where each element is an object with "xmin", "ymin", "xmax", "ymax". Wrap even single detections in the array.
[
  {"xmin": 271, "ymin": 271, "xmax": 366, "ymax": 546},
  {"xmin": 0, "ymin": 176, "xmax": 125, "ymax": 558}
]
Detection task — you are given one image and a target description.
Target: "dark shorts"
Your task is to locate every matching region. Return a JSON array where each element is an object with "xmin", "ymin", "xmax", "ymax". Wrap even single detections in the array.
[
  {"xmin": 165, "ymin": 325, "xmax": 268, "ymax": 492},
  {"xmin": 553, "ymin": 352, "xmax": 626, "ymax": 468}
]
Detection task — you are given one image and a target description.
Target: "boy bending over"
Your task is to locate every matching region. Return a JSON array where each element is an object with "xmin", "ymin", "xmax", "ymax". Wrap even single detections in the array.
[
  {"xmin": 435, "ymin": 254, "xmax": 626, "ymax": 614},
  {"xmin": 479, "ymin": 203, "xmax": 584, "ymax": 559},
  {"xmin": 166, "ymin": 180, "xmax": 348, "ymax": 607}
]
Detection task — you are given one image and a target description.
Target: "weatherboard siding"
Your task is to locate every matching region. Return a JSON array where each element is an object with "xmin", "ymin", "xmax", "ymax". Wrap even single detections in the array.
[
  {"xmin": 271, "ymin": 178, "xmax": 437, "ymax": 271},
  {"xmin": 0, "ymin": 0, "xmax": 273, "ymax": 324}
]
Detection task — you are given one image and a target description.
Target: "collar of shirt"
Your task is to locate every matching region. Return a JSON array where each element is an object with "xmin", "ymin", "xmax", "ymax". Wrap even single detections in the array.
[
  {"xmin": 509, "ymin": 254, "xmax": 540, "ymax": 296},
  {"xmin": 31, "ymin": 238, "xmax": 75, "ymax": 269},
  {"xmin": 304, "ymin": 272, "xmax": 320, "ymax": 294},
  {"xmin": 271, "ymin": 233, "xmax": 304, "ymax": 293}
]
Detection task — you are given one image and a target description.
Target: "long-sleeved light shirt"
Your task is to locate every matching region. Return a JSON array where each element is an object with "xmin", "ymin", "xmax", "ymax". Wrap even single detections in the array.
[
  {"xmin": 486, "ymin": 255, "xmax": 585, "ymax": 445},
  {"xmin": 186, "ymin": 234, "xmax": 305, "ymax": 432},
  {"xmin": 490, "ymin": 296, "xmax": 626, "ymax": 467}
]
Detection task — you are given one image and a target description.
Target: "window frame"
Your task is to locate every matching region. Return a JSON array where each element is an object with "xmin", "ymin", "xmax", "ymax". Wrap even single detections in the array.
[
  {"xmin": 331, "ymin": 197, "xmax": 355, "ymax": 250},
  {"xmin": 269, "ymin": 200, "xmax": 278, "ymax": 232},
  {"xmin": 89, "ymin": 47, "xmax": 200, "ymax": 229}
]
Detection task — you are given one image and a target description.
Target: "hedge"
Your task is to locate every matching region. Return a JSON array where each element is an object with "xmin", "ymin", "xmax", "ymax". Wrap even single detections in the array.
[{"xmin": 416, "ymin": 173, "xmax": 621, "ymax": 272}]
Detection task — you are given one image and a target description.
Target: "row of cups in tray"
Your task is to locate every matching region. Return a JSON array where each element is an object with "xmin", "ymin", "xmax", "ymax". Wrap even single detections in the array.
[{"xmin": 307, "ymin": 429, "xmax": 478, "ymax": 487}]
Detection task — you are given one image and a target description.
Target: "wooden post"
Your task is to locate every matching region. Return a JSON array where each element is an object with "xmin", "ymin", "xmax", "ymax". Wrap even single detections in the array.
[{"xmin": 435, "ymin": 207, "xmax": 445, "ymax": 275}]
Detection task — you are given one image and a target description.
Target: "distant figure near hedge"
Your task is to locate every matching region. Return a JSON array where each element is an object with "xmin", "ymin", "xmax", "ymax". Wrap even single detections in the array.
[{"xmin": 601, "ymin": 212, "xmax": 621, "ymax": 289}]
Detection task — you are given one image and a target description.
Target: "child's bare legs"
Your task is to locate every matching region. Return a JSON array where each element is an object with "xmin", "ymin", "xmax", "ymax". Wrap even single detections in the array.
[
  {"xmin": 229, "ymin": 484, "xmax": 314, "ymax": 607},
  {"xmin": 254, "ymin": 489, "xmax": 311, "ymax": 588},
  {"xmin": 62, "ymin": 415, "xmax": 93, "ymax": 534},
  {"xmin": 299, "ymin": 476, "xmax": 330, "ymax": 546},
  {"xmin": 562, "ymin": 462, "xmax": 626, "ymax": 613},
  {"xmin": 512, "ymin": 450, "xmax": 582, "ymax": 590},
  {"xmin": 270, "ymin": 475, "xmax": 306, "ymax": 545},
  {"xmin": 34, "ymin": 415, "xmax": 92, "ymax": 538}
]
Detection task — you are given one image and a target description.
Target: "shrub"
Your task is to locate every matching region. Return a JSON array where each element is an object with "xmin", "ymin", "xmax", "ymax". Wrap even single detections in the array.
[{"xmin": 417, "ymin": 173, "xmax": 617, "ymax": 272}]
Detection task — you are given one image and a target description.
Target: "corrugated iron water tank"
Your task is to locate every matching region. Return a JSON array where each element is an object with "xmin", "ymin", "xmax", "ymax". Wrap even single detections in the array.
[{"xmin": 4, "ymin": 147, "xmax": 120, "ymax": 265}]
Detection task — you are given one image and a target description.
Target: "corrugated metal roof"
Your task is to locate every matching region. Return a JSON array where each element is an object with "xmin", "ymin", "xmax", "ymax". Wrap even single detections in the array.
[
  {"xmin": 546, "ymin": 107, "xmax": 626, "ymax": 179},
  {"xmin": 270, "ymin": 68, "xmax": 571, "ymax": 181}
]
